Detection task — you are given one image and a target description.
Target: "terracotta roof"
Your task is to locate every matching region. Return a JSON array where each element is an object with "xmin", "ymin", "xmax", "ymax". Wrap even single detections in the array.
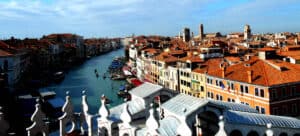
[
  {"xmin": 208, "ymin": 57, "xmax": 300, "ymax": 86},
  {"xmin": 0, "ymin": 49, "xmax": 13, "ymax": 57},
  {"xmin": 180, "ymin": 55, "xmax": 204, "ymax": 63},
  {"xmin": 192, "ymin": 58, "xmax": 224, "ymax": 74},
  {"xmin": 225, "ymin": 56, "xmax": 241, "ymax": 63},
  {"xmin": 259, "ymin": 47, "xmax": 276, "ymax": 51},
  {"xmin": 154, "ymin": 52, "xmax": 178, "ymax": 63},
  {"xmin": 0, "ymin": 41, "xmax": 10, "ymax": 48},
  {"xmin": 143, "ymin": 48, "xmax": 160, "ymax": 54}
]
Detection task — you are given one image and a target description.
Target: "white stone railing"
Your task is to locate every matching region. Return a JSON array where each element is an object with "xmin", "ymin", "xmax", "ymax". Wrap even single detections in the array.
[{"xmin": 0, "ymin": 90, "xmax": 282, "ymax": 136}]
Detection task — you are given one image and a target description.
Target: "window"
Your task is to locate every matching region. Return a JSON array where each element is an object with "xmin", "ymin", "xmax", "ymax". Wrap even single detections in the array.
[
  {"xmin": 240, "ymin": 85, "xmax": 244, "ymax": 93},
  {"xmin": 272, "ymin": 107, "xmax": 279, "ymax": 115},
  {"xmin": 256, "ymin": 106, "xmax": 260, "ymax": 112},
  {"xmin": 227, "ymin": 98, "xmax": 231, "ymax": 102},
  {"xmin": 282, "ymin": 87, "xmax": 287, "ymax": 97},
  {"xmin": 211, "ymin": 92, "xmax": 214, "ymax": 99},
  {"xmin": 261, "ymin": 107, "xmax": 265, "ymax": 114},
  {"xmin": 260, "ymin": 89, "xmax": 264, "ymax": 97},
  {"xmin": 255, "ymin": 88, "xmax": 259, "ymax": 96},
  {"xmin": 231, "ymin": 83, "xmax": 234, "ymax": 90},
  {"xmin": 200, "ymin": 86, "xmax": 204, "ymax": 92},
  {"xmin": 207, "ymin": 92, "xmax": 211, "ymax": 98},
  {"xmin": 187, "ymin": 82, "xmax": 191, "ymax": 87},
  {"xmin": 216, "ymin": 94, "xmax": 222, "ymax": 101},
  {"xmin": 216, "ymin": 80, "xmax": 219, "ymax": 86},
  {"xmin": 291, "ymin": 86, "xmax": 297, "ymax": 96},
  {"xmin": 219, "ymin": 81, "xmax": 223, "ymax": 87},
  {"xmin": 292, "ymin": 104, "xmax": 298, "ymax": 114},
  {"xmin": 282, "ymin": 106, "xmax": 288, "ymax": 115},
  {"xmin": 245, "ymin": 86, "xmax": 249, "ymax": 93},
  {"xmin": 207, "ymin": 78, "xmax": 210, "ymax": 84},
  {"xmin": 271, "ymin": 89, "xmax": 277, "ymax": 100}
]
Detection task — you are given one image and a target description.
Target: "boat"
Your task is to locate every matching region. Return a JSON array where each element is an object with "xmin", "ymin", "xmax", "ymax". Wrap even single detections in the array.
[
  {"xmin": 53, "ymin": 71, "xmax": 65, "ymax": 82},
  {"xmin": 124, "ymin": 95, "xmax": 131, "ymax": 101},
  {"xmin": 94, "ymin": 69, "xmax": 97, "ymax": 73},
  {"xmin": 111, "ymin": 74, "xmax": 126, "ymax": 80}
]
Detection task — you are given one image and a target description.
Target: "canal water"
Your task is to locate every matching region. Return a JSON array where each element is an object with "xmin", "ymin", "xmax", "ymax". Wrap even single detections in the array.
[{"xmin": 39, "ymin": 48, "xmax": 126, "ymax": 114}]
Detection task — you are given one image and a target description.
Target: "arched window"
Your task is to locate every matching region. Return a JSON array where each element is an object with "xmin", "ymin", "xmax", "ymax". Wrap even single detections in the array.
[
  {"xmin": 99, "ymin": 127, "xmax": 108, "ymax": 136},
  {"xmin": 247, "ymin": 131, "xmax": 259, "ymax": 136},
  {"xmin": 279, "ymin": 133, "xmax": 288, "ymax": 136},
  {"xmin": 230, "ymin": 130, "xmax": 243, "ymax": 136}
]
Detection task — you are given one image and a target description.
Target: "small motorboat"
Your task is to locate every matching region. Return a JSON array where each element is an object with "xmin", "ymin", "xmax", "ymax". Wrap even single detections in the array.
[
  {"xmin": 53, "ymin": 71, "xmax": 65, "ymax": 82},
  {"xmin": 94, "ymin": 69, "xmax": 97, "ymax": 73}
]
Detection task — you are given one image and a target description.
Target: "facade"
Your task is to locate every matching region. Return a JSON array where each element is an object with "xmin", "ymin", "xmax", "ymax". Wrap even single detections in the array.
[
  {"xmin": 244, "ymin": 24, "xmax": 251, "ymax": 40},
  {"xmin": 0, "ymin": 48, "xmax": 30, "ymax": 85},
  {"xmin": 191, "ymin": 68, "xmax": 207, "ymax": 98},
  {"xmin": 45, "ymin": 33, "xmax": 85, "ymax": 60},
  {"xmin": 202, "ymin": 50, "xmax": 300, "ymax": 115}
]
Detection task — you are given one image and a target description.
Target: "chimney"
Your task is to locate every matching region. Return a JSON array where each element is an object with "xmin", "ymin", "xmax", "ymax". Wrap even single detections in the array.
[
  {"xmin": 221, "ymin": 66, "xmax": 226, "ymax": 78},
  {"xmin": 247, "ymin": 70, "xmax": 252, "ymax": 83}
]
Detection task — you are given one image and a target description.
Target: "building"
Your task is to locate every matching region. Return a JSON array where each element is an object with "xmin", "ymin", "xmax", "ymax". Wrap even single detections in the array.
[
  {"xmin": 0, "ymin": 46, "xmax": 30, "ymax": 85},
  {"xmin": 201, "ymin": 48, "xmax": 300, "ymax": 116},
  {"xmin": 199, "ymin": 24, "xmax": 204, "ymax": 40},
  {"xmin": 244, "ymin": 24, "xmax": 252, "ymax": 40},
  {"xmin": 178, "ymin": 52, "xmax": 204, "ymax": 95},
  {"xmin": 44, "ymin": 33, "xmax": 85, "ymax": 61},
  {"xmin": 183, "ymin": 27, "xmax": 191, "ymax": 42}
]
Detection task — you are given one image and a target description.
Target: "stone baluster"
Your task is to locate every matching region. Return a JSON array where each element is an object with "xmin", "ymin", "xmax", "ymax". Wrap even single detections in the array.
[
  {"xmin": 80, "ymin": 90, "xmax": 93, "ymax": 136},
  {"xmin": 194, "ymin": 114, "xmax": 202, "ymax": 136},
  {"xmin": 118, "ymin": 104, "xmax": 136, "ymax": 136},
  {"xmin": 26, "ymin": 99, "xmax": 49, "ymax": 136},
  {"xmin": 0, "ymin": 106, "xmax": 9, "ymax": 136},
  {"xmin": 145, "ymin": 104, "xmax": 160, "ymax": 136},
  {"xmin": 176, "ymin": 116, "xmax": 192, "ymax": 136},
  {"xmin": 265, "ymin": 123, "xmax": 274, "ymax": 136},
  {"xmin": 215, "ymin": 116, "xmax": 227, "ymax": 136},
  {"xmin": 98, "ymin": 94, "xmax": 113, "ymax": 136},
  {"xmin": 58, "ymin": 91, "xmax": 76, "ymax": 136}
]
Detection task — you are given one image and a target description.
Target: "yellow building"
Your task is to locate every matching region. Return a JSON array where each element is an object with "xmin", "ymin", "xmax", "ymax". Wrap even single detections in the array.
[
  {"xmin": 191, "ymin": 69, "xmax": 207, "ymax": 98},
  {"xmin": 178, "ymin": 52, "xmax": 204, "ymax": 96}
]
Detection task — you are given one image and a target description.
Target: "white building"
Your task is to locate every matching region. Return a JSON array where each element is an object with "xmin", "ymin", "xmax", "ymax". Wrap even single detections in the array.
[{"xmin": 0, "ymin": 48, "xmax": 30, "ymax": 85}]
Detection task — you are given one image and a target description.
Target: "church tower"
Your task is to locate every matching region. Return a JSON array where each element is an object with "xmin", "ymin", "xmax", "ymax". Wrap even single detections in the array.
[
  {"xmin": 244, "ymin": 24, "xmax": 251, "ymax": 40},
  {"xmin": 199, "ymin": 24, "xmax": 204, "ymax": 40}
]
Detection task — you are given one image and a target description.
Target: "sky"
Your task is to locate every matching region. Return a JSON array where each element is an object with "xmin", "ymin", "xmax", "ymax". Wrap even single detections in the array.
[{"xmin": 0, "ymin": 0, "xmax": 299, "ymax": 39}]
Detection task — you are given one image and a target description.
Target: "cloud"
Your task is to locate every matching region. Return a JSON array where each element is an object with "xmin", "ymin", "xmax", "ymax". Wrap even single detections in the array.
[{"xmin": 0, "ymin": 0, "xmax": 299, "ymax": 38}]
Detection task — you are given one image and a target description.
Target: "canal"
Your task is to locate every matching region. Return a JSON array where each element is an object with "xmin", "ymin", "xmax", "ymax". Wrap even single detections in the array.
[{"xmin": 39, "ymin": 48, "xmax": 126, "ymax": 114}]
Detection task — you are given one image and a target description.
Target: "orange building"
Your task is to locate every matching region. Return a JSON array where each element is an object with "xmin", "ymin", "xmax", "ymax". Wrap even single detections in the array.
[{"xmin": 200, "ymin": 49, "xmax": 300, "ymax": 116}]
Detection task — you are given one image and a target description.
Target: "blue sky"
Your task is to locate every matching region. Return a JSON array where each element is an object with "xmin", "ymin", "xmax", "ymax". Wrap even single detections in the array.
[{"xmin": 0, "ymin": 0, "xmax": 299, "ymax": 38}]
